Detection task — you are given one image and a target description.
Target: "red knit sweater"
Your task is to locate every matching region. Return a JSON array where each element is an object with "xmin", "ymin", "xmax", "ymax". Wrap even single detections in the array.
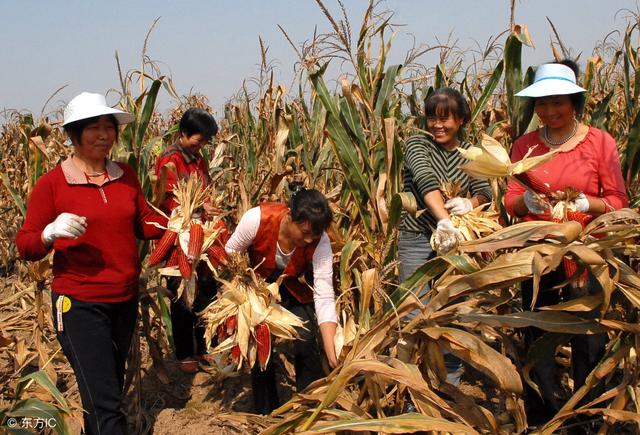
[
  {"xmin": 155, "ymin": 143, "xmax": 210, "ymax": 214},
  {"xmin": 504, "ymin": 127, "xmax": 628, "ymax": 219},
  {"xmin": 16, "ymin": 158, "xmax": 166, "ymax": 302}
]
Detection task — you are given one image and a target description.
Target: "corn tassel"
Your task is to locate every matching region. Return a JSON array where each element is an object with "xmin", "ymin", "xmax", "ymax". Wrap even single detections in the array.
[{"xmin": 148, "ymin": 230, "xmax": 177, "ymax": 266}]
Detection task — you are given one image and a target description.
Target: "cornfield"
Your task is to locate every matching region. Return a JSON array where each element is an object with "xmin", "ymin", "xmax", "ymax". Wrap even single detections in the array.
[{"xmin": 2, "ymin": 1, "xmax": 640, "ymax": 434}]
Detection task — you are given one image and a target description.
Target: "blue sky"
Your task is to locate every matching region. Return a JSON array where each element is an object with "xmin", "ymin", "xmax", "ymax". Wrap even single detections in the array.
[{"xmin": 1, "ymin": 1, "xmax": 636, "ymax": 120}]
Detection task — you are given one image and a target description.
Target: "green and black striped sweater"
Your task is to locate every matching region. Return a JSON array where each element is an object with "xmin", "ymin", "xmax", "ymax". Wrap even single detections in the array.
[{"xmin": 400, "ymin": 134, "xmax": 492, "ymax": 234}]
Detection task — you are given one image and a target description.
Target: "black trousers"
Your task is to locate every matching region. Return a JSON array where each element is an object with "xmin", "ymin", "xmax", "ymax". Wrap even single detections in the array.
[
  {"xmin": 52, "ymin": 291, "xmax": 137, "ymax": 435},
  {"xmin": 251, "ymin": 287, "xmax": 324, "ymax": 415},
  {"xmin": 167, "ymin": 265, "xmax": 218, "ymax": 360},
  {"xmin": 521, "ymin": 269, "xmax": 606, "ymax": 420}
]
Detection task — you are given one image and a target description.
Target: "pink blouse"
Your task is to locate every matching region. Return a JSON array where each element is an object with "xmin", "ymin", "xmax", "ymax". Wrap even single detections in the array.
[{"xmin": 504, "ymin": 127, "xmax": 628, "ymax": 219}]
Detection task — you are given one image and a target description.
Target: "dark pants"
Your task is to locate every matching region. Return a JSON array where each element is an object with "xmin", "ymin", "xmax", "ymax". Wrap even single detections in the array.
[
  {"xmin": 251, "ymin": 287, "xmax": 324, "ymax": 415},
  {"xmin": 167, "ymin": 265, "xmax": 218, "ymax": 360},
  {"xmin": 52, "ymin": 291, "xmax": 137, "ymax": 435},
  {"xmin": 522, "ymin": 269, "xmax": 606, "ymax": 420}
]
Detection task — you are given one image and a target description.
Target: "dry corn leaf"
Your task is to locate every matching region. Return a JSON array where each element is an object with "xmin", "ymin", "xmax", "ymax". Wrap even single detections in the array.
[
  {"xmin": 461, "ymin": 311, "xmax": 606, "ymax": 334},
  {"xmin": 421, "ymin": 327, "xmax": 523, "ymax": 394}
]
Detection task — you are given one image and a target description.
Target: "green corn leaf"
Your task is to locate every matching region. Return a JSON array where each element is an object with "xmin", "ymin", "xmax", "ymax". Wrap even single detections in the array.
[
  {"xmin": 1, "ymin": 172, "xmax": 26, "ymax": 217},
  {"xmin": 470, "ymin": 60, "xmax": 503, "ymax": 124}
]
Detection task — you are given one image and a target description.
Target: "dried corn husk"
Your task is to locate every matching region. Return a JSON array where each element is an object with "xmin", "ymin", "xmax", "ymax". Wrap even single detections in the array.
[
  {"xmin": 458, "ymin": 133, "xmax": 558, "ymax": 180},
  {"xmin": 430, "ymin": 181, "xmax": 503, "ymax": 252}
]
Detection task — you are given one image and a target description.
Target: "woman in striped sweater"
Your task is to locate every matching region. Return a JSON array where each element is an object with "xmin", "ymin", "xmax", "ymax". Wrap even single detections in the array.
[
  {"xmin": 399, "ymin": 87, "xmax": 492, "ymax": 286},
  {"xmin": 398, "ymin": 88, "xmax": 492, "ymax": 386}
]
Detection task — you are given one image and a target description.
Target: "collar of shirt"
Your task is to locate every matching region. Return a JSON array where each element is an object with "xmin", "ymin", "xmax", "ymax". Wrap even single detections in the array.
[{"xmin": 61, "ymin": 156, "xmax": 123, "ymax": 185}]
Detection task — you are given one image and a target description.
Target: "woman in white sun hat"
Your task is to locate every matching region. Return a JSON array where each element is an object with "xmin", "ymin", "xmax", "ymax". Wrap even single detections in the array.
[
  {"xmin": 504, "ymin": 60, "xmax": 628, "ymax": 424},
  {"xmin": 16, "ymin": 92, "xmax": 167, "ymax": 435}
]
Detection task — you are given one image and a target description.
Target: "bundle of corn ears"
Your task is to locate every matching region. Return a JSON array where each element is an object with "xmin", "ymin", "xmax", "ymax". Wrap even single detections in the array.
[
  {"xmin": 201, "ymin": 254, "xmax": 305, "ymax": 371},
  {"xmin": 147, "ymin": 173, "xmax": 227, "ymax": 307}
]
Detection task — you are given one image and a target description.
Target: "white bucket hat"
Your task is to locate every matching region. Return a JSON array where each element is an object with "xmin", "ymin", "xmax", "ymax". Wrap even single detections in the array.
[
  {"xmin": 515, "ymin": 63, "xmax": 586, "ymax": 98},
  {"xmin": 62, "ymin": 92, "xmax": 134, "ymax": 126}
]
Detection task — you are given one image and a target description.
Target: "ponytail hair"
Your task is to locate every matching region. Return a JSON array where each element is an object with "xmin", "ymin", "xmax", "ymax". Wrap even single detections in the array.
[{"xmin": 288, "ymin": 185, "xmax": 333, "ymax": 235}]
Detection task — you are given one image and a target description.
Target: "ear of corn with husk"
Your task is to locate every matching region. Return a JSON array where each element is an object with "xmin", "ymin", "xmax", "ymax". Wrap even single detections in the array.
[
  {"xmin": 201, "ymin": 254, "xmax": 305, "ymax": 372},
  {"xmin": 146, "ymin": 173, "xmax": 228, "ymax": 308},
  {"xmin": 458, "ymin": 134, "xmax": 558, "ymax": 191},
  {"xmin": 430, "ymin": 181, "xmax": 503, "ymax": 253}
]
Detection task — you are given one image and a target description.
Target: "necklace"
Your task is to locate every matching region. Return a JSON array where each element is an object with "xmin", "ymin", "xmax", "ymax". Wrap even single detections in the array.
[
  {"xmin": 84, "ymin": 170, "xmax": 106, "ymax": 177},
  {"xmin": 543, "ymin": 119, "xmax": 579, "ymax": 146}
]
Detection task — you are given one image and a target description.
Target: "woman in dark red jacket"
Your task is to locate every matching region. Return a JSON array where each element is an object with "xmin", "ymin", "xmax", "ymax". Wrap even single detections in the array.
[{"xmin": 16, "ymin": 92, "xmax": 166, "ymax": 435}]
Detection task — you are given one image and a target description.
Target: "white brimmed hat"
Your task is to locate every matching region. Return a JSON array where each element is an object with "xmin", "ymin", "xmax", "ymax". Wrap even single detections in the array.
[
  {"xmin": 62, "ymin": 92, "xmax": 134, "ymax": 126},
  {"xmin": 515, "ymin": 63, "xmax": 586, "ymax": 97}
]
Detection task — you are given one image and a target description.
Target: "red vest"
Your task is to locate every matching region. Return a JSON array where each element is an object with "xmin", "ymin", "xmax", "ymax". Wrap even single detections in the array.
[{"xmin": 249, "ymin": 203, "xmax": 317, "ymax": 303}]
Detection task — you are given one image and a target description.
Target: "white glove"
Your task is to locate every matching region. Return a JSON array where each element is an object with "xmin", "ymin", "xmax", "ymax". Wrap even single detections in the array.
[
  {"xmin": 434, "ymin": 218, "xmax": 463, "ymax": 254},
  {"xmin": 573, "ymin": 193, "xmax": 590, "ymax": 213},
  {"xmin": 444, "ymin": 197, "xmax": 473, "ymax": 216},
  {"xmin": 42, "ymin": 213, "xmax": 87, "ymax": 245},
  {"xmin": 523, "ymin": 190, "xmax": 550, "ymax": 215}
]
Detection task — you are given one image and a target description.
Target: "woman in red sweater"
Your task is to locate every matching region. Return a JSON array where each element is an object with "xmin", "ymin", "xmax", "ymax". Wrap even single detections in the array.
[
  {"xmin": 16, "ymin": 92, "xmax": 166, "ymax": 435},
  {"xmin": 504, "ymin": 60, "xmax": 628, "ymax": 424}
]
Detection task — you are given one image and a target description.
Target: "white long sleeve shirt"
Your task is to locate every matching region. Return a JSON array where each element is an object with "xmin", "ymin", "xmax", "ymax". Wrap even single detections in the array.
[{"xmin": 225, "ymin": 206, "xmax": 338, "ymax": 325}]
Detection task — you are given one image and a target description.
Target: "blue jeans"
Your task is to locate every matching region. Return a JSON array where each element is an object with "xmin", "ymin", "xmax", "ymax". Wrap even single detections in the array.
[
  {"xmin": 398, "ymin": 230, "xmax": 435, "ymax": 300},
  {"xmin": 397, "ymin": 230, "xmax": 463, "ymax": 385}
]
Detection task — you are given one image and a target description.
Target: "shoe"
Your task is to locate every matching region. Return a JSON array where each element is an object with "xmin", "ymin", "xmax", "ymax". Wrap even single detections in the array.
[{"xmin": 178, "ymin": 357, "xmax": 199, "ymax": 374}]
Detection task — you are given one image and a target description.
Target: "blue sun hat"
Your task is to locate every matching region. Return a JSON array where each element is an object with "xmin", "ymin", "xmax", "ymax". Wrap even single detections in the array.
[{"xmin": 515, "ymin": 63, "xmax": 586, "ymax": 97}]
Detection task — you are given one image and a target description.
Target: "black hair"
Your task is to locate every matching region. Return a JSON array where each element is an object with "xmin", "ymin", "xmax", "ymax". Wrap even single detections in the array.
[
  {"xmin": 179, "ymin": 108, "xmax": 218, "ymax": 140},
  {"xmin": 532, "ymin": 59, "xmax": 586, "ymax": 118},
  {"xmin": 63, "ymin": 114, "xmax": 119, "ymax": 145},
  {"xmin": 558, "ymin": 59, "xmax": 586, "ymax": 118},
  {"xmin": 288, "ymin": 187, "xmax": 333, "ymax": 235},
  {"xmin": 424, "ymin": 87, "xmax": 471, "ymax": 125}
]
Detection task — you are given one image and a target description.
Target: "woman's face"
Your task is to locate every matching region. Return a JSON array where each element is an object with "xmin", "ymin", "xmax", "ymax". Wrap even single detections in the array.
[
  {"xmin": 287, "ymin": 219, "xmax": 320, "ymax": 248},
  {"xmin": 75, "ymin": 116, "xmax": 117, "ymax": 161},
  {"xmin": 426, "ymin": 112, "xmax": 463, "ymax": 148},
  {"xmin": 534, "ymin": 95, "xmax": 575, "ymax": 130},
  {"xmin": 179, "ymin": 132, "xmax": 209, "ymax": 153}
]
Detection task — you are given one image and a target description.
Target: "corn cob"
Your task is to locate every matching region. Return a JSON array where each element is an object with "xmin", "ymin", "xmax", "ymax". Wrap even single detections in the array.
[
  {"xmin": 225, "ymin": 314, "xmax": 237, "ymax": 336},
  {"xmin": 566, "ymin": 210, "xmax": 593, "ymax": 227},
  {"xmin": 165, "ymin": 247, "xmax": 180, "ymax": 267},
  {"xmin": 178, "ymin": 248, "xmax": 192, "ymax": 279},
  {"xmin": 206, "ymin": 243, "xmax": 228, "ymax": 268},
  {"xmin": 230, "ymin": 345, "xmax": 241, "ymax": 364},
  {"xmin": 217, "ymin": 324, "xmax": 228, "ymax": 342},
  {"xmin": 513, "ymin": 172, "xmax": 551, "ymax": 195},
  {"xmin": 148, "ymin": 230, "xmax": 177, "ymax": 266},
  {"xmin": 187, "ymin": 222, "xmax": 204, "ymax": 261},
  {"xmin": 255, "ymin": 322, "xmax": 271, "ymax": 370}
]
